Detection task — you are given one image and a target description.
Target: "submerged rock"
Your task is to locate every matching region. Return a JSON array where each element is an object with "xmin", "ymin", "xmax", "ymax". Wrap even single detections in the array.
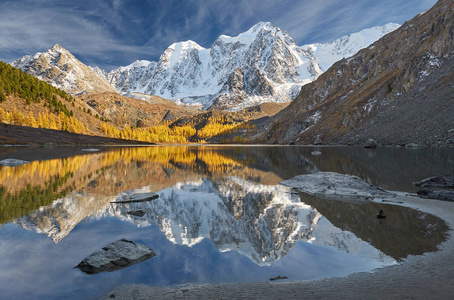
[
  {"xmin": 364, "ymin": 139, "xmax": 377, "ymax": 149},
  {"xmin": 405, "ymin": 143, "xmax": 419, "ymax": 148},
  {"xmin": 413, "ymin": 176, "xmax": 454, "ymax": 189},
  {"xmin": 112, "ymin": 192, "xmax": 159, "ymax": 204},
  {"xmin": 75, "ymin": 239, "xmax": 156, "ymax": 274},
  {"xmin": 311, "ymin": 151, "xmax": 322, "ymax": 156},
  {"xmin": 280, "ymin": 172, "xmax": 395, "ymax": 200},
  {"xmin": 270, "ymin": 275, "xmax": 288, "ymax": 281},
  {"xmin": 127, "ymin": 210, "xmax": 146, "ymax": 217},
  {"xmin": 0, "ymin": 158, "xmax": 30, "ymax": 166},
  {"xmin": 417, "ymin": 189, "xmax": 454, "ymax": 202}
]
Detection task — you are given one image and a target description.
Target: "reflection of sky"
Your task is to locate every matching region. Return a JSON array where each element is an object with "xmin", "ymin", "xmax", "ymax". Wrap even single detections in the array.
[{"xmin": 0, "ymin": 216, "xmax": 393, "ymax": 300}]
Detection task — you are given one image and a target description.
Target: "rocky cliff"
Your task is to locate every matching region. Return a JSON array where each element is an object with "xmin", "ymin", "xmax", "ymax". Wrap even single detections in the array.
[{"xmin": 263, "ymin": 0, "xmax": 454, "ymax": 146}]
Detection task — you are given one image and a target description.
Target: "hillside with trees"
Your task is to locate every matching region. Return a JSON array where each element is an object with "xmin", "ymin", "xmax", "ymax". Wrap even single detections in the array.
[{"xmin": 0, "ymin": 62, "xmax": 286, "ymax": 144}]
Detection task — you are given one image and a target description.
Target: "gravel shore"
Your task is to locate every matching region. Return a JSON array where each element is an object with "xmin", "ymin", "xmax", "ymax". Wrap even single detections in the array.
[{"xmin": 103, "ymin": 194, "xmax": 454, "ymax": 299}]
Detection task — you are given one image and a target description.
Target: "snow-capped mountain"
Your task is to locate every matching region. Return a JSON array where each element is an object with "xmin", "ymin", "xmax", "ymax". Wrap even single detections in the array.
[
  {"xmin": 103, "ymin": 22, "xmax": 322, "ymax": 110},
  {"xmin": 10, "ymin": 22, "xmax": 399, "ymax": 110},
  {"xmin": 104, "ymin": 22, "xmax": 398, "ymax": 110},
  {"xmin": 301, "ymin": 23, "xmax": 400, "ymax": 72},
  {"xmin": 10, "ymin": 44, "xmax": 116, "ymax": 95}
]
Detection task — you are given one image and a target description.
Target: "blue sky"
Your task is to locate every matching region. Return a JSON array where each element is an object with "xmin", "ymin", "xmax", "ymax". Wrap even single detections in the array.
[{"xmin": 0, "ymin": 0, "xmax": 437, "ymax": 71}]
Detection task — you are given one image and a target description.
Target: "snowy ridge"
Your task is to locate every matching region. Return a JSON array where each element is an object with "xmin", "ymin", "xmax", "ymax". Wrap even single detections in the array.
[
  {"xmin": 10, "ymin": 44, "xmax": 117, "ymax": 94},
  {"xmin": 301, "ymin": 23, "xmax": 400, "ymax": 72},
  {"xmin": 104, "ymin": 22, "xmax": 322, "ymax": 110}
]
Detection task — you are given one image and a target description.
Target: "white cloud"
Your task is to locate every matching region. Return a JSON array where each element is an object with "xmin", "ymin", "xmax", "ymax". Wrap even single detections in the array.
[{"xmin": 0, "ymin": 0, "xmax": 161, "ymax": 70}]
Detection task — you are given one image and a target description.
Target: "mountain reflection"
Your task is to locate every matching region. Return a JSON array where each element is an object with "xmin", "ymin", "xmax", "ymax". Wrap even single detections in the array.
[
  {"xmin": 105, "ymin": 178, "xmax": 320, "ymax": 265},
  {"xmin": 0, "ymin": 146, "xmax": 276, "ymax": 225},
  {"xmin": 1, "ymin": 146, "xmax": 450, "ymax": 265}
]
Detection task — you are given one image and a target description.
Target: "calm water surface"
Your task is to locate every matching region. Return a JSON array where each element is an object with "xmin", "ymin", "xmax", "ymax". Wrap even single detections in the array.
[{"xmin": 0, "ymin": 146, "xmax": 451, "ymax": 300}]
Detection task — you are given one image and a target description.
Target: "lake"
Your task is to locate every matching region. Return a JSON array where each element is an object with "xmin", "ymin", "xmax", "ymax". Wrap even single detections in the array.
[{"xmin": 0, "ymin": 145, "xmax": 452, "ymax": 300}]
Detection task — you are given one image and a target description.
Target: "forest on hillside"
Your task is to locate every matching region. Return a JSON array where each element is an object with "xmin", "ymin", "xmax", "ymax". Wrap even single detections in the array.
[{"xmin": 0, "ymin": 61, "xmax": 258, "ymax": 143}]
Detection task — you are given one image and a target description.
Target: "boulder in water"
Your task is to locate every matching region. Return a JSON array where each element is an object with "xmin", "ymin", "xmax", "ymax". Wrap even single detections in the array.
[
  {"xmin": 75, "ymin": 239, "xmax": 156, "ymax": 274},
  {"xmin": 112, "ymin": 192, "xmax": 159, "ymax": 204},
  {"xmin": 364, "ymin": 139, "xmax": 377, "ymax": 149},
  {"xmin": 0, "ymin": 158, "xmax": 29, "ymax": 166}
]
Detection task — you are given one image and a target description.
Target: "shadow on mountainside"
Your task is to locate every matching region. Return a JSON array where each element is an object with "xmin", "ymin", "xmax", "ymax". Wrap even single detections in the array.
[{"xmin": 0, "ymin": 123, "xmax": 152, "ymax": 145}]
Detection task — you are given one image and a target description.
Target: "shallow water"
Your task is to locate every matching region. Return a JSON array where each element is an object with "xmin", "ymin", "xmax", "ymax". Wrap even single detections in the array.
[{"xmin": 0, "ymin": 146, "xmax": 451, "ymax": 300}]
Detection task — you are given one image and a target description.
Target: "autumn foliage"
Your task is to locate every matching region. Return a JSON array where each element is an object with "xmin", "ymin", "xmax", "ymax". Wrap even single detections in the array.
[{"xmin": 0, "ymin": 60, "xmax": 259, "ymax": 144}]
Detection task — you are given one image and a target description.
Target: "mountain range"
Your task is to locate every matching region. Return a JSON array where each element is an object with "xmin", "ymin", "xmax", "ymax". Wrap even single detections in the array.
[{"xmin": 11, "ymin": 22, "xmax": 399, "ymax": 111}]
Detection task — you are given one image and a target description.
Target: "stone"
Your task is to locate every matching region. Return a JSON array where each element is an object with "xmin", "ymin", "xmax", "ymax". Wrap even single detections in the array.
[
  {"xmin": 405, "ymin": 143, "xmax": 419, "ymax": 148},
  {"xmin": 311, "ymin": 151, "xmax": 322, "ymax": 156},
  {"xmin": 127, "ymin": 210, "xmax": 146, "ymax": 217},
  {"xmin": 280, "ymin": 172, "xmax": 395, "ymax": 200},
  {"xmin": 376, "ymin": 209, "xmax": 386, "ymax": 219},
  {"xmin": 0, "ymin": 158, "xmax": 30, "ymax": 166},
  {"xmin": 82, "ymin": 148, "xmax": 100, "ymax": 152},
  {"xmin": 417, "ymin": 189, "xmax": 454, "ymax": 202},
  {"xmin": 270, "ymin": 275, "xmax": 288, "ymax": 281},
  {"xmin": 112, "ymin": 192, "xmax": 159, "ymax": 204},
  {"xmin": 413, "ymin": 176, "xmax": 454, "ymax": 189},
  {"xmin": 75, "ymin": 239, "xmax": 156, "ymax": 274},
  {"xmin": 364, "ymin": 139, "xmax": 377, "ymax": 149},
  {"xmin": 314, "ymin": 136, "xmax": 322, "ymax": 145}
]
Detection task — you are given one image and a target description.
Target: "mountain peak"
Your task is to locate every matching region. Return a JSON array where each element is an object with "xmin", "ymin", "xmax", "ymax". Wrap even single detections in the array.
[
  {"xmin": 49, "ymin": 44, "xmax": 68, "ymax": 53},
  {"xmin": 51, "ymin": 44, "xmax": 62, "ymax": 50},
  {"xmin": 10, "ymin": 44, "xmax": 117, "ymax": 95},
  {"xmin": 168, "ymin": 40, "xmax": 204, "ymax": 51},
  {"xmin": 217, "ymin": 21, "xmax": 283, "ymax": 46},
  {"xmin": 249, "ymin": 21, "xmax": 277, "ymax": 31}
]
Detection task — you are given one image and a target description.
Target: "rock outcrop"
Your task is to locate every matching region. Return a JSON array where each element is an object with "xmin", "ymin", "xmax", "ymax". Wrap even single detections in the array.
[
  {"xmin": 413, "ymin": 175, "xmax": 454, "ymax": 188},
  {"xmin": 417, "ymin": 189, "xmax": 454, "ymax": 201},
  {"xmin": 75, "ymin": 239, "xmax": 156, "ymax": 274},
  {"xmin": 414, "ymin": 175, "xmax": 454, "ymax": 201},
  {"xmin": 364, "ymin": 139, "xmax": 377, "ymax": 148},
  {"xmin": 280, "ymin": 172, "xmax": 395, "ymax": 200}
]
